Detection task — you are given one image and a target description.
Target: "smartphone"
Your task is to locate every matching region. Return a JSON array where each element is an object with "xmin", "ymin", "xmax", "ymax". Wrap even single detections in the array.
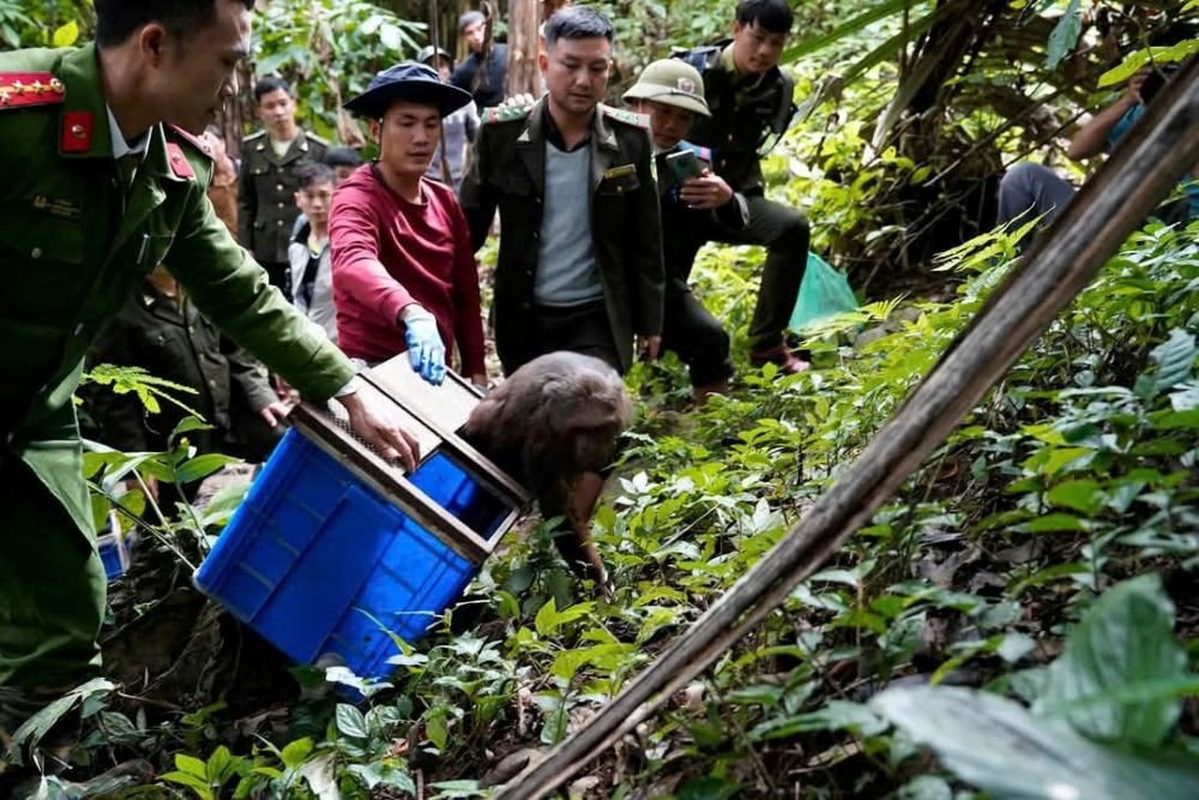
[
  {"xmin": 665, "ymin": 149, "xmax": 702, "ymax": 187},
  {"xmin": 1140, "ymin": 64, "xmax": 1179, "ymax": 105}
]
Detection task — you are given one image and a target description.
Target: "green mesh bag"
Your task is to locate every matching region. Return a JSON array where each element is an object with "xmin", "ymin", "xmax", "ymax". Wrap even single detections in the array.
[{"xmin": 789, "ymin": 252, "xmax": 859, "ymax": 332}]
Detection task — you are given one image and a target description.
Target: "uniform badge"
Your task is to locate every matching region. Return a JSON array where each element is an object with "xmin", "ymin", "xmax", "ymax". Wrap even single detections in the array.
[
  {"xmin": 602, "ymin": 164, "xmax": 636, "ymax": 181},
  {"xmin": 676, "ymin": 77, "xmax": 696, "ymax": 95},
  {"xmin": 32, "ymin": 194, "xmax": 81, "ymax": 220}
]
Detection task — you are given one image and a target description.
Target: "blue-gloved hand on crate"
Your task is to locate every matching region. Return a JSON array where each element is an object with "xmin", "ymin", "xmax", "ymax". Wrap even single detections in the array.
[{"xmin": 400, "ymin": 304, "xmax": 447, "ymax": 385}]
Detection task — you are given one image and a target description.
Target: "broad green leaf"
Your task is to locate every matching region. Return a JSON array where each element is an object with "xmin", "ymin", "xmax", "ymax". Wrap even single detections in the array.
[
  {"xmin": 335, "ymin": 703, "xmax": 369, "ymax": 739},
  {"xmin": 10, "ymin": 678, "xmax": 115, "ymax": 765},
  {"xmin": 175, "ymin": 753, "xmax": 208, "ymax": 778},
  {"xmin": 1147, "ymin": 329, "xmax": 1196, "ymax": 397},
  {"xmin": 161, "ymin": 770, "xmax": 214, "ymax": 798},
  {"xmin": 206, "ymin": 745, "xmax": 233, "ymax": 784},
  {"xmin": 1046, "ymin": 479, "xmax": 1104, "ymax": 516},
  {"xmin": 1099, "ymin": 41, "xmax": 1199, "ymax": 87},
  {"xmin": 51, "ymin": 21, "xmax": 78, "ymax": 47},
  {"xmin": 749, "ymin": 700, "xmax": 886, "ymax": 741},
  {"xmin": 1034, "ymin": 574, "xmax": 1187, "ymax": 747},
  {"xmin": 780, "ymin": 0, "xmax": 916, "ymax": 62},
  {"xmin": 280, "ymin": 737, "xmax": 314, "ymax": 769},
  {"xmin": 1044, "ymin": 0, "xmax": 1082, "ymax": 70},
  {"xmin": 874, "ymin": 685, "xmax": 1199, "ymax": 799},
  {"xmin": 175, "ymin": 453, "xmax": 240, "ymax": 485},
  {"xmin": 426, "ymin": 713, "xmax": 449, "ymax": 751}
]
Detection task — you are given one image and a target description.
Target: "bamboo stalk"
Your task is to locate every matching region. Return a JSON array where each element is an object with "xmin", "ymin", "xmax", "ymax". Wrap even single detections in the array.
[{"xmin": 496, "ymin": 59, "xmax": 1199, "ymax": 799}]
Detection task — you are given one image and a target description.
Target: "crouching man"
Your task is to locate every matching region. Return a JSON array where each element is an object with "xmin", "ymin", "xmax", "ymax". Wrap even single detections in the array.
[{"xmin": 624, "ymin": 59, "xmax": 744, "ymax": 402}]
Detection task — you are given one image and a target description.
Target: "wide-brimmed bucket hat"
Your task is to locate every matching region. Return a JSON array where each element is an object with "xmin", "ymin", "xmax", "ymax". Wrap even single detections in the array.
[
  {"xmin": 344, "ymin": 62, "xmax": 472, "ymax": 119},
  {"xmin": 622, "ymin": 59, "xmax": 711, "ymax": 117}
]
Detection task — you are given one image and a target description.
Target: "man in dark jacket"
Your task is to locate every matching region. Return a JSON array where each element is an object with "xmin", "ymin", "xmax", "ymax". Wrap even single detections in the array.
[
  {"xmin": 459, "ymin": 5, "xmax": 664, "ymax": 377},
  {"xmin": 678, "ymin": 0, "xmax": 810, "ymax": 374},
  {"xmin": 239, "ymin": 77, "xmax": 328, "ymax": 299},
  {"xmin": 85, "ymin": 265, "xmax": 288, "ymax": 501},
  {"xmin": 450, "ymin": 10, "xmax": 509, "ymax": 110},
  {"xmin": 458, "ymin": 5, "xmax": 663, "ymax": 590}
]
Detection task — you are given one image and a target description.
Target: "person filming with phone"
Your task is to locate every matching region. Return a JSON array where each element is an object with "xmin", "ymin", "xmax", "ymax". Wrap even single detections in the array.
[
  {"xmin": 624, "ymin": 59, "xmax": 746, "ymax": 402},
  {"xmin": 997, "ymin": 60, "xmax": 1195, "ymax": 248}
]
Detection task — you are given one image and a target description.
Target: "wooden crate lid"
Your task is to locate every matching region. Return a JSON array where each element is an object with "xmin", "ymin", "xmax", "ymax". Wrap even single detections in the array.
[{"xmin": 366, "ymin": 355, "xmax": 482, "ymax": 435}]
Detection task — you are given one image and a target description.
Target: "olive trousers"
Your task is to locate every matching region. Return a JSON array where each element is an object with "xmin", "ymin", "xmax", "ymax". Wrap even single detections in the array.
[{"xmin": 0, "ymin": 451, "xmax": 105, "ymax": 732}]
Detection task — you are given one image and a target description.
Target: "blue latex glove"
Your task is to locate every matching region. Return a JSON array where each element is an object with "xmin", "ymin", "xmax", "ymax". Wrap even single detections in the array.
[{"xmin": 400, "ymin": 305, "xmax": 446, "ymax": 385}]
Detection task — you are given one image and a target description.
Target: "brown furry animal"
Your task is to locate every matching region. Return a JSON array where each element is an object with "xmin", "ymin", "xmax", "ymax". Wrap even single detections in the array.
[{"xmin": 460, "ymin": 352, "xmax": 631, "ymax": 589}]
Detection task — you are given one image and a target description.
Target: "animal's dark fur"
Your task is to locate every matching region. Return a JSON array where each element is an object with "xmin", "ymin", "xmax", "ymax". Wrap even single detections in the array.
[{"xmin": 460, "ymin": 352, "xmax": 631, "ymax": 582}]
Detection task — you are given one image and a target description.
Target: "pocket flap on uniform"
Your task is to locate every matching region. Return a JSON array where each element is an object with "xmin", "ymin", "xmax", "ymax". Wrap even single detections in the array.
[{"xmin": 597, "ymin": 170, "xmax": 641, "ymax": 196}]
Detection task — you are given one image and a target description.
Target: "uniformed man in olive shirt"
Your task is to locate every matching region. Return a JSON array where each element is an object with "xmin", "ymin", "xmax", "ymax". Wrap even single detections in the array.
[
  {"xmin": 239, "ymin": 77, "xmax": 328, "ymax": 299},
  {"xmin": 0, "ymin": 0, "xmax": 418, "ymax": 736}
]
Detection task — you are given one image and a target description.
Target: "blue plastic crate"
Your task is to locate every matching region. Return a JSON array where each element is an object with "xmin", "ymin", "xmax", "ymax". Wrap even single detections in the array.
[
  {"xmin": 98, "ymin": 534, "xmax": 128, "ymax": 581},
  {"xmin": 194, "ymin": 428, "xmax": 511, "ymax": 681}
]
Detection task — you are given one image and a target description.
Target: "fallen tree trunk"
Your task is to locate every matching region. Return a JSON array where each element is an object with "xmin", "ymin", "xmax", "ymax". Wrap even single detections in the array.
[{"xmin": 497, "ymin": 59, "xmax": 1199, "ymax": 799}]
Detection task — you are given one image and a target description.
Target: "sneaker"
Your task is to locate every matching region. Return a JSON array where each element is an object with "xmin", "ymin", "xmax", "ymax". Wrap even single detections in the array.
[{"xmin": 749, "ymin": 344, "xmax": 810, "ymax": 375}]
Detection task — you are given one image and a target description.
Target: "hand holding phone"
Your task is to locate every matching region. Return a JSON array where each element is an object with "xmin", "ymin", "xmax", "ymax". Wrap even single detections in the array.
[{"xmin": 664, "ymin": 149, "xmax": 701, "ymax": 188}]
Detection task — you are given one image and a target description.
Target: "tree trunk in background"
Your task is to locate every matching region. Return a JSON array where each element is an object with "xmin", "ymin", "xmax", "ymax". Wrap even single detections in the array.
[{"xmin": 507, "ymin": 0, "xmax": 540, "ymax": 98}]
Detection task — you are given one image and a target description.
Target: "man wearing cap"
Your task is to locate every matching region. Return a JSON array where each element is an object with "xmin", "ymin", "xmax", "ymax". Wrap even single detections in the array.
[
  {"xmin": 675, "ymin": 0, "xmax": 810, "ymax": 374},
  {"xmin": 0, "ymin": 0, "xmax": 419, "ymax": 738},
  {"xmin": 332, "ymin": 62, "xmax": 487, "ymax": 390},
  {"xmin": 624, "ymin": 59, "xmax": 743, "ymax": 402},
  {"xmin": 451, "ymin": 9, "xmax": 509, "ymax": 110},
  {"xmin": 419, "ymin": 45, "xmax": 480, "ymax": 190}
]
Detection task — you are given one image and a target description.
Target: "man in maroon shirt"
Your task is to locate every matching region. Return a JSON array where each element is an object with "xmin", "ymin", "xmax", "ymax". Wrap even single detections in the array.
[{"xmin": 332, "ymin": 63, "xmax": 487, "ymax": 387}]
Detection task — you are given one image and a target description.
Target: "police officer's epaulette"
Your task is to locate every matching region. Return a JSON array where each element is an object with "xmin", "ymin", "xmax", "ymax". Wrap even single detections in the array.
[
  {"xmin": 167, "ymin": 125, "xmax": 214, "ymax": 159},
  {"xmin": 0, "ymin": 73, "xmax": 65, "ymax": 110},
  {"xmin": 306, "ymin": 131, "xmax": 330, "ymax": 146},
  {"xmin": 599, "ymin": 104, "xmax": 649, "ymax": 130},
  {"xmin": 243, "ymin": 129, "xmax": 267, "ymax": 143},
  {"xmin": 481, "ymin": 104, "xmax": 533, "ymax": 125}
]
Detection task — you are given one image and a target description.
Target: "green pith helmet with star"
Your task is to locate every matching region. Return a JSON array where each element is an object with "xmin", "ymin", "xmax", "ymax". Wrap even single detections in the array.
[{"xmin": 622, "ymin": 59, "xmax": 711, "ymax": 117}]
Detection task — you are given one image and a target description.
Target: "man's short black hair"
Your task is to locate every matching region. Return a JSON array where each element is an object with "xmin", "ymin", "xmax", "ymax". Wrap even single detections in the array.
[
  {"xmin": 295, "ymin": 163, "xmax": 336, "ymax": 190},
  {"xmin": 254, "ymin": 77, "xmax": 292, "ymax": 104},
  {"xmin": 323, "ymin": 147, "xmax": 364, "ymax": 169},
  {"xmin": 544, "ymin": 5, "xmax": 615, "ymax": 49},
  {"xmin": 94, "ymin": 0, "xmax": 254, "ymax": 49},
  {"xmin": 735, "ymin": 0, "xmax": 794, "ymax": 35}
]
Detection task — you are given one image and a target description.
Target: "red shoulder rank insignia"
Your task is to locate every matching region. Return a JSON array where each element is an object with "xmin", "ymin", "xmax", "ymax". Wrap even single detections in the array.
[
  {"xmin": 0, "ymin": 73, "xmax": 65, "ymax": 109},
  {"xmin": 166, "ymin": 142, "xmax": 195, "ymax": 180},
  {"xmin": 168, "ymin": 125, "xmax": 214, "ymax": 159},
  {"xmin": 60, "ymin": 110, "xmax": 93, "ymax": 153}
]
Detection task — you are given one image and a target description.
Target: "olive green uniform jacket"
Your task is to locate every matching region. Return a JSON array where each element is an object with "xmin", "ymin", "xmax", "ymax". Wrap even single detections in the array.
[
  {"xmin": 83, "ymin": 280, "xmax": 281, "ymax": 461},
  {"xmin": 238, "ymin": 128, "xmax": 327, "ymax": 264},
  {"xmin": 0, "ymin": 43, "xmax": 353, "ymax": 694},
  {"xmin": 458, "ymin": 98, "xmax": 665, "ymax": 374}
]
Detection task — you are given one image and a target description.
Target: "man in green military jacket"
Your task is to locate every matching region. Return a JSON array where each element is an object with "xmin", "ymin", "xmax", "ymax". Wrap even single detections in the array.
[
  {"xmin": 0, "ymin": 0, "xmax": 419, "ymax": 734},
  {"xmin": 239, "ymin": 76, "xmax": 328, "ymax": 298}
]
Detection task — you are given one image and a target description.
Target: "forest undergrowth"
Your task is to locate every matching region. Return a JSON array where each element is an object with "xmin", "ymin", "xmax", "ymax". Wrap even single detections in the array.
[{"xmin": 14, "ymin": 216, "xmax": 1197, "ymax": 800}]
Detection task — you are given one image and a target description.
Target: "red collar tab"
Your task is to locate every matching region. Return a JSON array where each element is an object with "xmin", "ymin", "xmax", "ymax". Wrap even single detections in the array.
[
  {"xmin": 169, "ymin": 125, "xmax": 214, "ymax": 159},
  {"xmin": 60, "ymin": 110, "xmax": 94, "ymax": 153},
  {"xmin": 0, "ymin": 73, "xmax": 65, "ymax": 109},
  {"xmin": 166, "ymin": 142, "xmax": 195, "ymax": 180}
]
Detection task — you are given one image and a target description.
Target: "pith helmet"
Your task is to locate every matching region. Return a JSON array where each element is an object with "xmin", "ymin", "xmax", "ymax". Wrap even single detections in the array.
[{"xmin": 622, "ymin": 59, "xmax": 710, "ymax": 117}]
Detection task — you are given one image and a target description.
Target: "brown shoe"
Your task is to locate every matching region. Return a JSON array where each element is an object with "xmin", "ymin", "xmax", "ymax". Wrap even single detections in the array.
[{"xmin": 749, "ymin": 344, "xmax": 810, "ymax": 375}]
